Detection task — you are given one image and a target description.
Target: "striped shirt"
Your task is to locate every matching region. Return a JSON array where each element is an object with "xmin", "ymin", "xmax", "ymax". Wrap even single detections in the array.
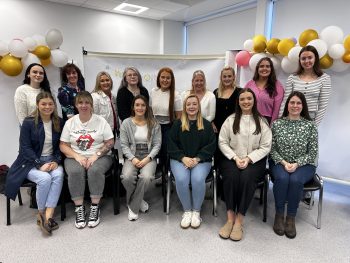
[{"xmin": 279, "ymin": 73, "xmax": 331, "ymax": 126}]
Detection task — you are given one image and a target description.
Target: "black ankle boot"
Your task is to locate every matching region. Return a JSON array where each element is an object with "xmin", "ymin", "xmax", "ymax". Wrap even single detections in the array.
[
  {"xmin": 273, "ymin": 213, "xmax": 285, "ymax": 236},
  {"xmin": 285, "ymin": 215, "xmax": 296, "ymax": 239}
]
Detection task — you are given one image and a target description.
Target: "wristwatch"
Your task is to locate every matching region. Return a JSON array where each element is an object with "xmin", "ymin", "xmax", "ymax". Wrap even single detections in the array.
[{"xmin": 96, "ymin": 151, "xmax": 102, "ymax": 157}]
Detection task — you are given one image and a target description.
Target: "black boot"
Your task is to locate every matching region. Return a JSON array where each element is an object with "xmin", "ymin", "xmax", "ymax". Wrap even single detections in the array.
[
  {"xmin": 285, "ymin": 215, "xmax": 296, "ymax": 239},
  {"xmin": 273, "ymin": 213, "xmax": 285, "ymax": 236}
]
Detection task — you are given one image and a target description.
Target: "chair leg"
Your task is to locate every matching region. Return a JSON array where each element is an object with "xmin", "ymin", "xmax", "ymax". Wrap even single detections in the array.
[
  {"xmin": 113, "ymin": 163, "xmax": 120, "ymax": 215},
  {"xmin": 263, "ymin": 179, "xmax": 268, "ymax": 222},
  {"xmin": 7, "ymin": 197, "xmax": 11, "ymax": 226},
  {"xmin": 213, "ymin": 171, "xmax": 217, "ymax": 217},
  {"xmin": 317, "ymin": 183, "xmax": 323, "ymax": 229},
  {"xmin": 18, "ymin": 191, "xmax": 23, "ymax": 206},
  {"xmin": 162, "ymin": 172, "xmax": 166, "ymax": 213},
  {"xmin": 166, "ymin": 172, "xmax": 171, "ymax": 215},
  {"xmin": 308, "ymin": 191, "xmax": 314, "ymax": 210}
]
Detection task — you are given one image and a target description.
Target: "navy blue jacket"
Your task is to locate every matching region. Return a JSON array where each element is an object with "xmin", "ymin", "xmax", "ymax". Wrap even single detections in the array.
[{"xmin": 5, "ymin": 117, "xmax": 63, "ymax": 200}]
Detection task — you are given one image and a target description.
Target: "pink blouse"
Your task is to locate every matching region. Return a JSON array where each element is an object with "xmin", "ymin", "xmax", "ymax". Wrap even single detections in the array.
[{"xmin": 244, "ymin": 80, "xmax": 284, "ymax": 123}]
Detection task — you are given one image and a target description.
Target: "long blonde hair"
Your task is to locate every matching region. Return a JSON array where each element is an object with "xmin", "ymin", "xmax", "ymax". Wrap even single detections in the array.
[
  {"xmin": 32, "ymin": 92, "xmax": 61, "ymax": 133},
  {"xmin": 93, "ymin": 71, "xmax": 113, "ymax": 93},
  {"xmin": 217, "ymin": 66, "xmax": 236, "ymax": 98},
  {"xmin": 181, "ymin": 94, "xmax": 204, "ymax": 132}
]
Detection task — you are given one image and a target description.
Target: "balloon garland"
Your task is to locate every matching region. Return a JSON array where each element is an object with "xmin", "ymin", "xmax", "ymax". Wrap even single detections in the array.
[
  {"xmin": 236, "ymin": 25, "xmax": 350, "ymax": 73},
  {"xmin": 0, "ymin": 28, "xmax": 68, "ymax": 76}
]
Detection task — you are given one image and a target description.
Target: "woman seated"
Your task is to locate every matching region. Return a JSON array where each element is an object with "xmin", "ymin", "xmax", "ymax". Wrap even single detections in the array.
[
  {"xmin": 271, "ymin": 91, "xmax": 318, "ymax": 239},
  {"xmin": 120, "ymin": 95, "xmax": 161, "ymax": 221},
  {"xmin": 5, "ymin": 92, "xmax": 64, "ymax": 235},
  {"xmin": 60, "ymin": 91, "xmax": 114, "ymax": 229},
  {"xmin": 168, "ymin": 94, "xmax": 216, "ymax": 229},
  {"xmin": 218, "ymin": 88, "xmax": 271, "ymax": 241},
  {"xmin": 91, "ymin": 71, "xmax": 119, "ymax": 137}
]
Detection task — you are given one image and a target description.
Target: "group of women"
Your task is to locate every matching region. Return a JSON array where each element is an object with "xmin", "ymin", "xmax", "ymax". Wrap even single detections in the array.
[{"xmin": 5, "ymin": 45, "xmax": 331, "ymax": 241}]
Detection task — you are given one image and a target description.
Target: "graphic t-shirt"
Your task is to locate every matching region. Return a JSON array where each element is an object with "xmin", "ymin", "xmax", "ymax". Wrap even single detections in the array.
[{"xmin": 60, "ymin": 114, "xmax": 114, "ymax": 157}]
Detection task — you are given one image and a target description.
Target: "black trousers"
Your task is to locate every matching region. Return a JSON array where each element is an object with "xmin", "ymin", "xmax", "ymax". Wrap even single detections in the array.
[{"xmin": 220, "ymin": 157, "xmax": 266, "ymax": 215}]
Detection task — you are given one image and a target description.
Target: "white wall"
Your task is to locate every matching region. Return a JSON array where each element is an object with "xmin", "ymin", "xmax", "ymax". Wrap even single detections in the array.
[
  {"xmin": 160, "ymin": 20, "xmax": 185, "ymax": 54},
  {"xmin": 272, "ymin": 0, "xmax": 350, "ymax": 181},
  {"xmin": 186, "ymin": 7, "xmax": 257, "ymax": 54},
  {"xmin": 0, "ymin": 0, "xmax": 165, "ymax": 165}
]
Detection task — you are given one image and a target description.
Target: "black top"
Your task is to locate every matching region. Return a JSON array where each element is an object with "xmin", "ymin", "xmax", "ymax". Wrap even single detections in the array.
[
  {"xmin": 116, "ymin": 87, "xmax": 149, "ymax": 121},
  {"xmin": 212, "ymin": 87, "xmax": 242, "ymax": 131}
]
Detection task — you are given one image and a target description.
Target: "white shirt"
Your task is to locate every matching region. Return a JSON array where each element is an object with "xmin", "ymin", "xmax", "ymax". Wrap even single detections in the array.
[
  {"xmin": 60, "ymin": 114, "xmax": 114, "ymax": 157},
  {"xmin": 14, "ymin": 84, "xmax": 41, "ymax": 125},
  {"xmin": 42, "ymin": 120, "xmax": 53, "ymax": 156},
  {"xmin": 182, "ymin": 90, "xmax": 216, "ymax": 122},
  {"xmin": 91, "ymin": 91, "xmax": 117, "ymax": 130}
]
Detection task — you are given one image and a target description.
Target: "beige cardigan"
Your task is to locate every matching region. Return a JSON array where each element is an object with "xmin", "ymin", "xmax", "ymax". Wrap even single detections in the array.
[{"xmin": 218, "ymin": 114, "xmax": 272, "ymax": 163}]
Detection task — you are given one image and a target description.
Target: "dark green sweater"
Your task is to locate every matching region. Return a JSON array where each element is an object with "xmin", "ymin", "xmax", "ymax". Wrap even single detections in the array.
[{"xmin": 167, "ymin": 118, "xmax": 216, "ymax": 162}]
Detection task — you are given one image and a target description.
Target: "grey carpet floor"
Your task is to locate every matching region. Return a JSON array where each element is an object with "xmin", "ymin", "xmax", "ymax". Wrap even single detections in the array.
[{"xmin": 1, "ymin": 180, "xmax": 349, "ymax": 263}]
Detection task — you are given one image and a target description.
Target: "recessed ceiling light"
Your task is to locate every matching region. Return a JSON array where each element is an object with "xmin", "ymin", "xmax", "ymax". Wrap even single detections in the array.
[{"xmin": 113, "ymin": 3, "xmax": 149, "ymax": 14}]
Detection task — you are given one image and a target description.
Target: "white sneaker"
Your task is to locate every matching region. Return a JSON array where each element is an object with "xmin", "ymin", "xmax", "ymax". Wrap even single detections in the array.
[
  {"xmin": 191, "ymin": 211, "xmax": 202, "ymax": 229},
  {"xmin": 140, "ymin": 200, "xmax": 149, "ymax": 213},
  {"xmin": 180, "ymin": 211, "xmax": 192, "ymax": 229},
  {"xmin": 87, "ymin": 204, "xmax": 100, "ymax": 228},
  {"xmin": 128, "ymin": 206, "xmax": 139, "ymax": 221}
]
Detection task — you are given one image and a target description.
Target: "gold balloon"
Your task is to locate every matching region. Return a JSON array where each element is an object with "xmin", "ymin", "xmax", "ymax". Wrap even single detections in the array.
[
  {"xmin": 253, "ymin": 40, "xmax": 267, "ymax": 53},
  {"xmin": 0, "ymin": 54, "xmax": 23, "ymax": 76},
  {"xmin": 299, "ymin": 29, "xmax": 318, "ymax": 47},
  {"xmin": 344, "ymin": 35, "xmax": 350, "ymax": 52},
  {"xmin": 277, "ymin": 38, "xmax": 295, "ymax": 56},
  {"xmin": 253, "ymin": 34, "xmax": 267, "ymax": 44},
  {"xmin": 33, "ymin": 45, "xmax": 51, "ymax": 60},
  {"xmin": 320, "ymin": 54, "xmax": 333, "ymax": 69},
  {"xmin": 342, "ymin": 51, "xmax": 350, "ymax": 63},
  {"xmin": 266, "ymin": 38, "xmax": 280, "ymax": 54},
  {"xmin": 40, "ymin": 57, "xmax": 51, "ymax": 66}
]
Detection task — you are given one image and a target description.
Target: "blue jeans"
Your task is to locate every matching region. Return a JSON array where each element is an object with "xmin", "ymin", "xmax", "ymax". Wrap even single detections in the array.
[
  {"xmin": 170, "ymin": 159, "xmax": 211, "ymax": 211},
  {"xmin": 272, "ymin": 163, "xmax": 315, "ymax": 217},
  {"xmin": 27, "ymin": 156, "xmax": 64, "ymax": 211}
]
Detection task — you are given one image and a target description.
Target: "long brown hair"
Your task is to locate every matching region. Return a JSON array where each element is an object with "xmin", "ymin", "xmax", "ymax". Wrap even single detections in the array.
[
  {"xmin": 131, "ymin": 95, "xmax": 156, "ymax": 141},
  {"xmin": 217, "ymin": 66, "xmax": 237, "ymax": 98},
  {"xmin": 31, "ymin": 92, "xmax": 61, "ymax": 132},
  {"xmin": 156, "ymin": 67, "xmax": 175, "ymax": 122},
  {"xmin": 282, "ymin": 91, "xmax": 312, "ymax": 120},
  {"xmin": 296, "ymin": 45, "xmax": 323, "ymax": 77},
  {"xmin": 232, "ymin": 88, "xmax": 263, "ymax": 135},
  {"xmin": 253, "ymin": 57, "xmax": 277, "ymax": 98},
  {"xmin": 180, "ymin": 94, "xmax": 204, "ymax": 132}
]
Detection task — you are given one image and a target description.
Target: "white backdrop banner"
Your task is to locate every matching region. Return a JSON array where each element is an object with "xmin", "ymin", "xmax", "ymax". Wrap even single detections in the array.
[{"xmin": 82, "ymin": 52, "xmax": 225, "ymax": 95}]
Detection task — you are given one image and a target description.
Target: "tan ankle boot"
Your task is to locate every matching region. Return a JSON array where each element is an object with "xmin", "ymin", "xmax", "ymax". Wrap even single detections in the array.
[{"xmin": 219, "ymin": 221, "xmax": 233, "ymax": 239}]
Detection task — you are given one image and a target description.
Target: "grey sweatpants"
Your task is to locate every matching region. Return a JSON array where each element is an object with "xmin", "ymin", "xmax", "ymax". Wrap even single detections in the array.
[
  {"xmin": 64, "ymin": 156, "xmax": 113, "ymax": 200},
  {"xmin": 121, "ymin": 159, "xmax": 156, "ymax": 213}
]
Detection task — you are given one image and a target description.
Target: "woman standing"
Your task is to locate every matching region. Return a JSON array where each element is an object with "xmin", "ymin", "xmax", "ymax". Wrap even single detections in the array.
[
  {"xmin": 60, "ymin": 91, "xmax": 114, "ymax": 229},
  {"xmin": 57, "ymin": 63, "xmax": 85, "ymax": 122},
  {"xmin": 120, "ymin": 95, "xmax": 161, "ymax": 221},
  {"xmin": 6, "ymin": 92, "xmax": 64, "ymax": 235},
  {"xmin": 14, "ymin": 63, "xmax": 51, "ymax": 125},
  {"xmin": 168, "ymin": 94, "xmax": 216, "ymax": 229},
  {"xmin": 91, "ymin": 71, "xmax": 118, "ymax": 136},
  {"xmin": 245, "ymin": 57, "xmax": 284, "ymax": 125},
  {"xmin": 150, "ymin": 67, "xmax": 182, "ymax": 170},
  {"xmin": 218, "ymin": 88, "xmax": 271, "ymax": 241},
  {"xmin": 279, "ymin": 45, "xmax": 331, "ymax": 126},
  {"xmin": 117, "ymin": 67, "xmax": 149, "ymax": 122},
  {"xmin": 271, "ymin": 91, "xmax": 318, "ymax": 239},
  {"xmin": 182, "ymin": 70, "xmax": 216, "ymax": 122}
]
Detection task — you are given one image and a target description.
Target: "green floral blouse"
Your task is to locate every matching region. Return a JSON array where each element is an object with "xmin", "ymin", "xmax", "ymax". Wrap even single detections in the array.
[{"xmin": 271, "ymin": 117, "xmax": 318, "ymax": 167}]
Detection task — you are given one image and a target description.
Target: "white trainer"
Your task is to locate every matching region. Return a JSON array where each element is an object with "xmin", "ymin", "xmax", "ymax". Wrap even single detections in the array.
[
  {"xmin": 191, "ymin": 211, "xmax": 202, "ymax": 229},
  {"xmin": 128, "ymin": 206, "xmax": 139, "ymax": 221},
  {"xmin": 180, "ymin": 211, "xmax": 192, "ymax": 229},
  {"xmin": 140, "ymin": 200, "xmax": 149, "ymax": 213}
]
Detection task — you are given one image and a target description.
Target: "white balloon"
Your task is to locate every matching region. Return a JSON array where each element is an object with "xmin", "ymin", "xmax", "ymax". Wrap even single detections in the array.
[
  {"xmin": 288, "ymin": 46, "xmax": 302, "ymax": 62},
  {"xmin": 23, "ymin": 37, "xmax": 37, "ymax": 51},
  {"xmin": 46, "ymin": 29, "xmax": 63, "ymax": 49},
  {"xmin": 22, "ymin": 53, "xmax": 40, "ymax": 68},
  {"xmin": 0, "ymin": 40, "xmax": 8, "ymax": 56},
  {"xmin": 270, "ymin": 56, "xmax": 281, "ymax": 72},
  {"xmin": 51, "ymin": 49, "xmax": 68, "ymax": 67},
  {"xmin": 249, "ymin": 53, "xmax": 267, "ymax": 71},
  {"xmin": 331, "ymin": 59, "xmax": 350, "ymax": 72},
  {"xmin": 243, "ymin": 39, "xmax": 253, "ymax": 51},
  {"xmin": 308, "ymin": 39, "xmax": 328, "ymax": 58},
  {"xmin": 281, "ymin": 57, "xmax": 298, "ymax": 74},
  {"xmin": 328, "ymin": 44, "xmax": 345, "ymax": 59},
  {"xmin": 8, "ymin": 39, "xmax": 28, "ymax": 58},
  {"xmin": 320, "ymin": 25, "xmax": 344, "ymax": 47},
  {"xmin": 32, "ymin": 34, "xmax": 47, "ymax": 46}
]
